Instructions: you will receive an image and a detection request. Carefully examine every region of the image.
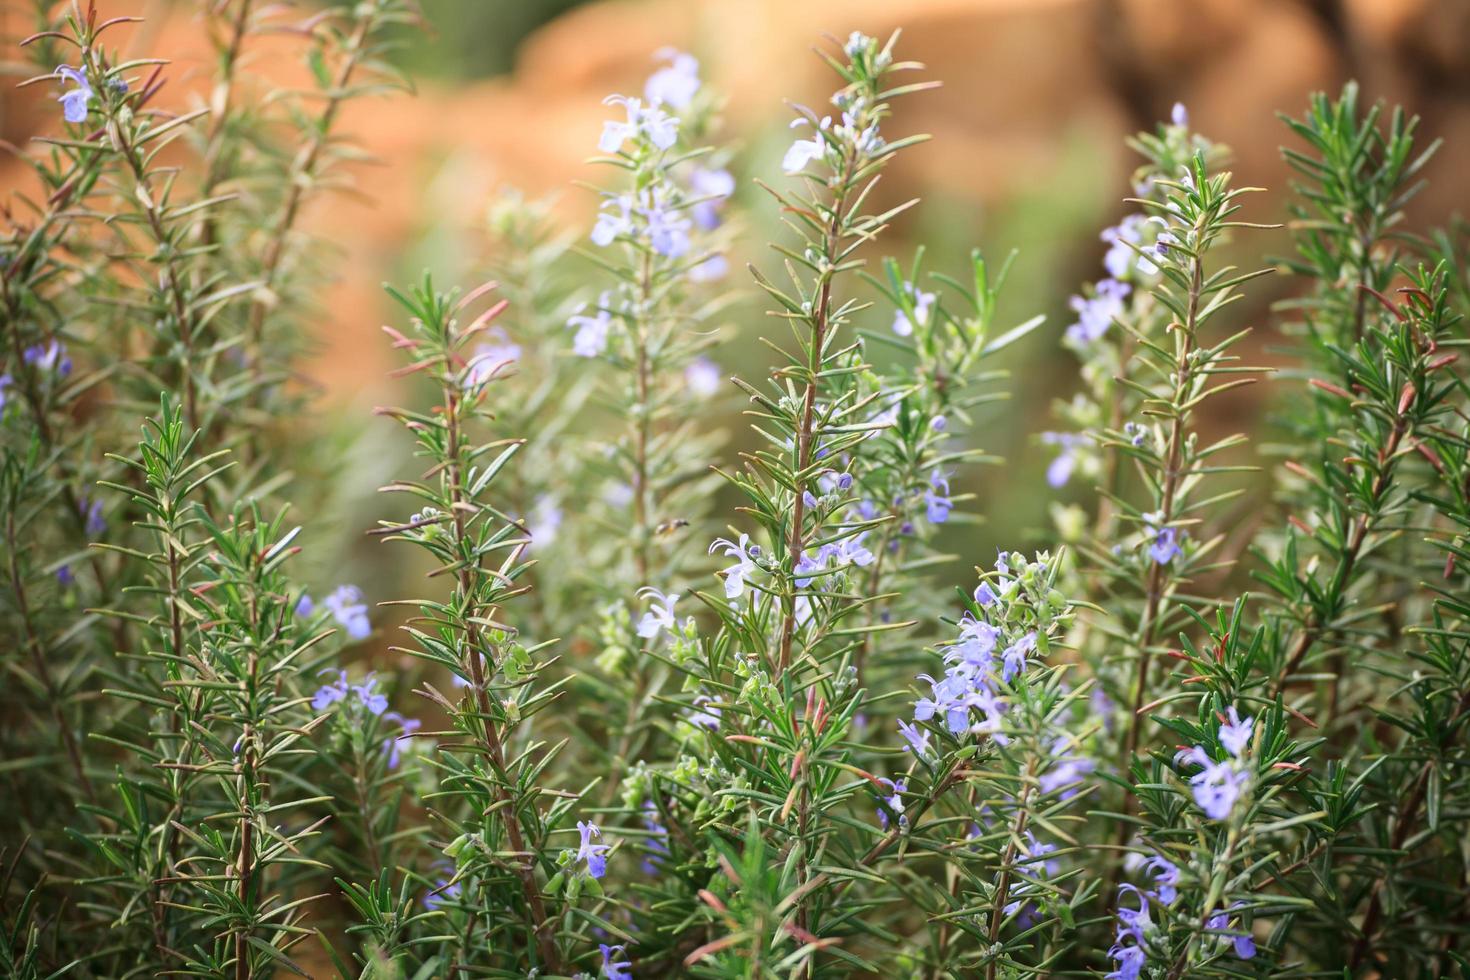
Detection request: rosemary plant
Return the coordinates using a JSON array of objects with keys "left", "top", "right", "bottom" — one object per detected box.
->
[{"left": 4, "top": 8, "right": 1470, "bottom": 979}]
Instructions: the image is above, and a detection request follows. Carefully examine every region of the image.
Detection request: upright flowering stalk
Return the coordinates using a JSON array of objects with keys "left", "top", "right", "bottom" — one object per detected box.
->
[
  {"left": 1044, "top": 107, "right": 1216, "bottom": 540},
  {"left": 1100, "top": 600, "right": 1319, "bottom": 979},
  {"left": 848, "top": 249, "right": 1044, "bottom": 675},
  {"left": 576, "top": 48, "right": 734, "bottom": 589},
  {"left": 369, "top": 278, "right": 612, "bottom": 974},
  {"left": 903, "top": 551, "right": 1087, "bottom": 976},
  {"left": 737, "top": 31, "right": 933, "bottom": 677},
  {"left": 572, "top": 50, "right": 738, "bottom": 814},
  {"left": 87, "top": 399, "right": 334, "bottom": 975},
  {"left": 1, "top": 7, "right": 137, "bottom": 834},
  {"left": 1058, "top": 125, "right": 1273, "bottom": 776}
]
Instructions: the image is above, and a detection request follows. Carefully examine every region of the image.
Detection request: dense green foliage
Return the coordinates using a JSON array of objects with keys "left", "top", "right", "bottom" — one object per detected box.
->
[{"left": 3, "top": 5, "right": 1469, "bottom": 978}]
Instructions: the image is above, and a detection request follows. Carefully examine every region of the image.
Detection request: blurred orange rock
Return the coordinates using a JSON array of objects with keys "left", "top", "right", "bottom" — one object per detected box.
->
[{"left": 3, "top": 0, "right": 1466, "bottom": 405}]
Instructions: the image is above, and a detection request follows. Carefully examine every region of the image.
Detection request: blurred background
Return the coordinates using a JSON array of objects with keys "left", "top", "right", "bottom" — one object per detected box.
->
[{"left": 4, "top": 0, "right": 1469, "bottom": 570}]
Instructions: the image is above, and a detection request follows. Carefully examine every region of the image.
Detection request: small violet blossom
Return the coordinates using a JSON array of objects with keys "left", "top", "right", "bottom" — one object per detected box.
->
[
  {"left": 382, "top": 712, "right": 422, "bottom": 769},
  {"left": 598, "top": 95, "right": 678, "bottom": 153},
  {"left": 322, "top": 584, "right": 372, "bottom": 640},
  {"left": 644, "top": 47, "right": 700, "bottom": 109},
  {"left": 688, "top": 253, "right": 729, "bottom": 282},
  {"left": 600, "top": 942, "right": 633, "bottom": 980},
  {"left": 311, "top": 670, "right": 387, "bottom": 715},
  {"left": 24, "top": 340, "right": 72, "bottom": 377},
  {"left": 576, "top": 820, "right": 609, "bottom": 879},
  {"left": 79, "top": 496, "right": 106, "bottom": 538},
  {"left": 876, "top": 777, "right": 907, "bottom": 830},
  {"left": 591, "top": 194, "right": 635, "bottom": 247},
  {"left": 568, "top": 292, "right": 614, "bottom": 357},
  {"left": 1064, "top": 278, "right": 1130, "bottom": 346},
  {"left": 1175, "top": 709, "right": 1254, "bottom": 820},
  {"left": 464, "top": 330, "right": 521, "bottom": 386},
  {"left": 636, "top": 587, "right": 679, "bottom": 639},
  {"left": 1207, "top": 906, "right": 1257, "bottom": 960},
  {"left": 782, "top": 115, "right": 830, "bottom": 174},
  {"left": 55, "top": 65, "right": 92, "bottom": 123},
  {"left": 1041, "top": 431, "right": 1087, "bottom": 488},
  {"left": 891, "top": 281, "right": 935, "bottom": 337},
  {"left": 1144, "top": 514, "right": 1183, "bottom": 565},
  {"left": 685, "top": 356, "right": 722, "bottom": 396},
  {"left": 710, "top": 533, "right": 758, "bottom": 598},
  {"left": 689, "top": 166, "right": 735, "bottom": 230},
  {"left": 924, "top": 470, "right": 953, "bottom": 524}
]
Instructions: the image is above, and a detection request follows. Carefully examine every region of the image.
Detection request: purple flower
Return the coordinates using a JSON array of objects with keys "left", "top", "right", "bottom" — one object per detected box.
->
[
  {"left": 322, "top": 585, "right": 371, "bottom": 640},
  {"left": 382, "top": 712, "right": 421, "bottom": 768},
  {"left": 1217, "top": 707, "right": 1254, "bottom": 757},
  {"left": 642, "top": 196, "right": 691, "bottom": 258},
  {"left": 824, "top": 533, "right": 874, "bottom": 569},
  {"left": 1064, "top": 278, "right": 1130, "bottom": 346},
  {"left": 1106, "top": 944, "right": 1145, "bottom": 980},
  {"left": 600, "top": 942, "right": 633, "bottom": 980},
  {"left": 782, "top": 116, "right": 829, "bottom": 173},
  {"left": 294, "top": 594, "right": 315, "bottom": 618},
  {"left": 55, "top": 65, "right": 92, "bottom": 123},
  {"left": 640, "top": 800, "right": 671, "bottom": 874},
  {"left": 931, "top": 414, "right": 947, "bottom": 432},
  {"left": 56, "top": 564, "right": 75, "bottom": 587},
  {"left": 0, "top": 373, "right": 11, "bottom": 411},
  {"left": 973, "top": 582, "right": 997, "bottom": 606},
  {"left": 1142, "top": 855, "right": 1180, "bottom": 904},
  {"left": 24, "top": 340, "right": 72, "bottom": 377},
  {"left": 1038, "top": 736, "right": 1096, "bottom": 800},
  {"left": 644, "top": 47, "right": 700, "bottom": 109},
  {"left": 1102, "top": 214, "right": 1150, "bottom": 280},
  {"left": 689, "top": 695, "right": 721, "bottom": 730},
  {"left": 636, "top": 587, "right": 679, "bottom": 639},
  {"left": 1114, "top": 884, "right": 1152, "bottom": 944},
  {"left": 689, "top": 166, "right": 735, "bottom": 229},
  {"left": 1207, "top": 907, "right": 1257, "bottom": 959},
  {"left": 794, "top": 549, "right": 824, "bottom": 588},
  {"left": 1000, "top": 632, "right": 1035, "bottom": 683},
  {"left": 1107, "top": 885, "right": 1152, "bottom": 979},
  {"left": 312, "top": 670, "right": 350, "bottom": 711},
  {"left": 79, "top": 496, "right": 106, "bottom": 537},
  {"left": 897, "top": 719, "right": 931, "bottom": 756},
  {"left": 1148, "top": 525, "right": 1181, "bottom": 565},
  {"left": 527, "top": 497, "right": 562, "bottom": 548},
  {"left": 709, "top": 534, "right": 757, "bottom": 599},
  {"left": 464, "top": 330, "right": 521, "bottom": 385},
  {"left": 924, "top": 471, "right": 953, "bottom": 524},
  {"left": 599, "top": 95, "right": 677, "bottom": 153},
  {"left": 568, "top": 292, "right": 614, "bottom": 357},
  {"left": 686, "top": 356, "right": 721, "bottom": 395},
  {"left": 351, "top": 675, "right": 389, "bottom": 716},
  {"left": 875, "top": 777, "right": 907, "bottom": 830},
  {"left": 577, "top": 820, "right": 609, "bottom": 879},
  {"left": 688, "top": 253, "right": 729, "bottom": 282},
  {"left": 1041, "top": 432, "right": 1085, "bottom": 488},
  {"left": 1176, "top": 745, "right": 1247, "bottom": 821},
  {"left": 591, "top": 194, "right": 635, "bottom": 247},
  {"left": 423, "top": 863, "right": 462, "bottom": 911},
  {"left": 891, "top": 281, "right": 935, "bottom": 337},
  {"left": 1171, "top": 102, "right": 1189, "bottom": 127}
]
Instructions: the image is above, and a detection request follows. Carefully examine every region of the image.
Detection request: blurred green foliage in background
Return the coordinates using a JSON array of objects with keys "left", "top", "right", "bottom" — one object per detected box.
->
[{"left": 397, "top": 0, "right": 589, "bottom": 78}]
